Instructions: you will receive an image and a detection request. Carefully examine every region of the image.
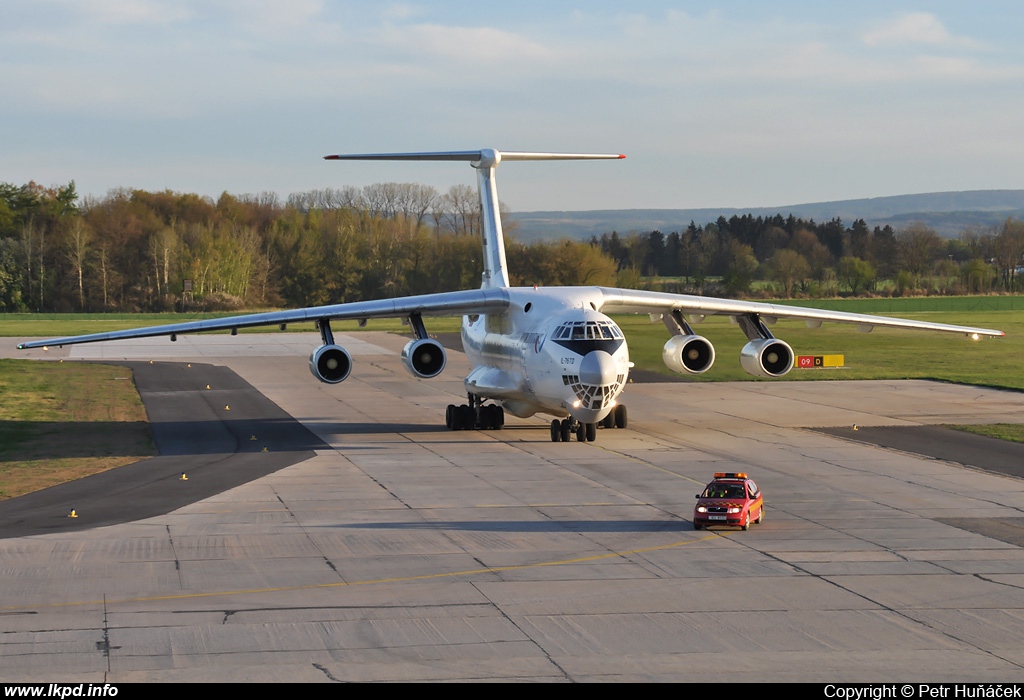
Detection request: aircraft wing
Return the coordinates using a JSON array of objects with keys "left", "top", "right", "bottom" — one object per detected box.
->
[
  {"left": 16, "top": 288, "right": 510, "bottom": 349},
  {"left": 594, "top": 287, "right": 1005, "bottom": 338}
]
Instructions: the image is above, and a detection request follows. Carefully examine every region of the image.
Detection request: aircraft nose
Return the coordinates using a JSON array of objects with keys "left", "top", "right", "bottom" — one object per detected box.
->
[{"left": 579, "top": 350, "right": 617, "bottom": 386}]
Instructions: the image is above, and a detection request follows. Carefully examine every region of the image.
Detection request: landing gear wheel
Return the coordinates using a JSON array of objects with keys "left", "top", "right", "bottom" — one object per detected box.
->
[
  {"left": 560, "top": 419, "right": 571, "bottom": 442},
  {"left": 575, "top": 423, "right": 586, "bottom": 442},
  {"left": 550, "top": 419, "right": 562, "bottom": 442},
  {"left": 456, "top": 405, "right": 473, "bottom": 430},
  {"left": 585, "top": 422, "right": 597, "bottom": 442},
  {"left": 614, "top": 404, "right": 628, "bottom": 429},
  {"left": 601, "top": 414, "right": 615, "bottom": 429},
  {"left": 445, "top": 404, "right": 455, "bottom": 429}
]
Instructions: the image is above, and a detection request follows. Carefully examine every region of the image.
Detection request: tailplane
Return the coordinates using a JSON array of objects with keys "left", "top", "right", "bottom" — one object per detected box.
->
[{"left": 324, "top": 149, "right": 625, "bottom": 289}]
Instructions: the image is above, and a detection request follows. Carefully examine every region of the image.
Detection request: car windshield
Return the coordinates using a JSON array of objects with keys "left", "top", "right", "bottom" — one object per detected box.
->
[{"left": 702, "top": 483, "right": 746, "bottom": 499}]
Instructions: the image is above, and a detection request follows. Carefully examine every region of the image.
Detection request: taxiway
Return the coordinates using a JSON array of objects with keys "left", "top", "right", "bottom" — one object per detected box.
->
[{"left": 2, "top": 332, "right": 1024, "bottom": 681}]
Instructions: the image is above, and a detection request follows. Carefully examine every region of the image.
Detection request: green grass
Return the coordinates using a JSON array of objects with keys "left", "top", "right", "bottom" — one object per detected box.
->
[
  {"left": 0, "top": 360, "right": 154, "bottom": 499},
  {"left": 949, "top": 424, "right": 1024, "bottom": 444},
  {"left": 613, "top": 308, "right": 1021, "bottom": 389},
  {"left": 0, "top": 312, "right": 464, "bottom": 338}
]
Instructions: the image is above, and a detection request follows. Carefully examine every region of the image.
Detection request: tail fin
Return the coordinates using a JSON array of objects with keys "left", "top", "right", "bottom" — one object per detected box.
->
[{"left": 324, "top": 149, "right": 625, "bottom": 289}]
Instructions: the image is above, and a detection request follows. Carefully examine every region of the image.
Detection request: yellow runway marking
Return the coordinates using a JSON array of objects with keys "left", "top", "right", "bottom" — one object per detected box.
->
[{"left": 0, "top": 531, "right": 728, "bottom": 612}]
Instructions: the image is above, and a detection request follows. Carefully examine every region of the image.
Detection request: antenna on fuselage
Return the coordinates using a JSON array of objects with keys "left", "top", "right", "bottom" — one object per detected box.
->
[{"left": 324, "top": 149, "right": 625, "bottom": 289}]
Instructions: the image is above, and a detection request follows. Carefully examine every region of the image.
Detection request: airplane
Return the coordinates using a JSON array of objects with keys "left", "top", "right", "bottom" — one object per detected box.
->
[{"left": 18, "top": 149, "right": 1005, "bottom": 443}]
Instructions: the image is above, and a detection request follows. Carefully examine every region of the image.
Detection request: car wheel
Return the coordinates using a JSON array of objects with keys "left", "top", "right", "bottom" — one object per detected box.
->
[
  {"left": 756, "top": 505, "right": 764, "bottom": 524},
  {"left": 693, "top": 522, "right": 702, "bottom": 531},
  {"left": 741, "top": 511, "right": 750, "bottom": 531}
]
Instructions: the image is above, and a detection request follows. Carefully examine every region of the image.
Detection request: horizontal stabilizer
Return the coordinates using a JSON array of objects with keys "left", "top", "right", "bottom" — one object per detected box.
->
[{"left": 324, "top": 149, "right": 625, "bottom": 165}]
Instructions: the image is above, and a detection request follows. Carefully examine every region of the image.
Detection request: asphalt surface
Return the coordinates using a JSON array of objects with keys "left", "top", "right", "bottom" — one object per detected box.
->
[
  {"left": 816, "top": 424, "right": 1024, "bottom": 480},
  {"left": 0, "top": 361, "right": 324, "bottom": 537}
]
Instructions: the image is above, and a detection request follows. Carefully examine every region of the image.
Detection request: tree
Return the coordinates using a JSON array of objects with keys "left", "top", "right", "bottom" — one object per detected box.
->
[
  {"left": 838, "top": 256, "right": 876, "bottom": 296},
  {"left": 767, "top": 249, "right": 810, "bottom": 297},
  {"left": 722, "top": 240, "right": 758, "bottom": 296}
]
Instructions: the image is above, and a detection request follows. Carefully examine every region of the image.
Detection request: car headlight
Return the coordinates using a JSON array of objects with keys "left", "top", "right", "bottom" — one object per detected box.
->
[
  {"left": 727, "top": 507, "right": 741, "bottom": 514},
  {"left": 696, "top": 506, "right": 707, "bottom": 513}
]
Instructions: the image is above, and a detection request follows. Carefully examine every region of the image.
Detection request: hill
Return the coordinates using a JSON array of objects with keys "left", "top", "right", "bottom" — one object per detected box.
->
[{"left": 506, "top": 190, "right": 1024, "bottom": 242}]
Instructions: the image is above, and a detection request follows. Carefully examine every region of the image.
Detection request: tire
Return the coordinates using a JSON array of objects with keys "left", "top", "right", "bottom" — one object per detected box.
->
[
  {"left": 693, "top": 522, "right": 702, "bottom": 531},
  {"left": 445, "top": 404, "right": 455, "bottom": 429},
  {"left": 550, "top": 419, "right": 561, "bottom": 442},
  {"left": 614, "top": 404, "right": 628, "bottom": 429},
  {"left": 741, "top": 511, "right": 750, "bottom": 531},
  {"left": 456, "top": 405, "right": 472, "bottom": 430},
  {"left": 585, "top": 422, "right": 596, "bottom": 442},
  {"left": 756, "top": 505, "right": 764, "bottom": 524},
  {"left": 560, "top": 419, "right": 571, "bottom": 442},
  {"left": 601, "top": 414, "right": 614, "bottom": 429},
  {"left": 575, "top": 423, "right": 586, "bottom": 442}
]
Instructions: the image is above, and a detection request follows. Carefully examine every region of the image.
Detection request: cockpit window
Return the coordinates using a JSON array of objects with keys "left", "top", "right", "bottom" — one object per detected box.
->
[{"left": 555, "top": 321, "right": 622, "bottom": 341}]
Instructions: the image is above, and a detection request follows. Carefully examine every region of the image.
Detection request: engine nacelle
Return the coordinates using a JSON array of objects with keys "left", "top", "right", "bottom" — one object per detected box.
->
[
  {"left": 401, "top": 338, "right": 447, "bottom": 379},
  {"left": 739, "top": 338, "right": 794, "bottom": 378},
  {"left": 662, "top": 334, "right": 715, "bottom": 375},
  {"left": 309, "top": 344, "right": 353, "bottom": 384}
]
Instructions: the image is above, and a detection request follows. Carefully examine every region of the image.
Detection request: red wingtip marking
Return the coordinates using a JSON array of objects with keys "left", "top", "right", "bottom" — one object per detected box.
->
[
  {"left": 323, "top": 155, "right": 339, "bottom": 160},
  {"left": 618, "top": 154, "right": 626, "bottom": 159}
]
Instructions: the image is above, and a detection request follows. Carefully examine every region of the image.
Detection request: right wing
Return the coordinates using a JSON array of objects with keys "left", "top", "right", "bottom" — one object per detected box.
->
[{"left": 17, "top": 288, "right": 510, "bottom": 349}]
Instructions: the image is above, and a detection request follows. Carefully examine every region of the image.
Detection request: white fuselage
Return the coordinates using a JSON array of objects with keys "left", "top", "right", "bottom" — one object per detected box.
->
[{"left": 461, "top": 287, "right": 631, "bottom": 424}]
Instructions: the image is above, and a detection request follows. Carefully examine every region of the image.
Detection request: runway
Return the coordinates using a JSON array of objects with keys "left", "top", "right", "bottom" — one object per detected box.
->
[{"left": 3, "top": 332, "right": 1024, "bottom": 682}]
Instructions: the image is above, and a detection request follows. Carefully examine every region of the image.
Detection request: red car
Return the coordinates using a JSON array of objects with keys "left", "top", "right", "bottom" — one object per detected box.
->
[{"left": 693, "top": 472, "right": 764, "bottom": 531}]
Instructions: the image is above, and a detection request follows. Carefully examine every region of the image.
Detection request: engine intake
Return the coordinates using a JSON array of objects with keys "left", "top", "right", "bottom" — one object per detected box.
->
[
  {"left": 309, "top": 344, "right": 353, "bottom": 384},
  {"left": 740, "top": 338, "right": 793, "bottom": 378},
  {"left": 662, "top": 334, "right": 715, "bottom": 374},
  {"left": 402, "top": 338, "right": 447, "bottom": 379}
]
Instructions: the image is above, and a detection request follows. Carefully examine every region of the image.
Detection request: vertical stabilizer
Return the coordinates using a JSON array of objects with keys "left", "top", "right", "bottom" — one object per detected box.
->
[{"left": 324, "top": 149, "right": 625, "bottom": 289}]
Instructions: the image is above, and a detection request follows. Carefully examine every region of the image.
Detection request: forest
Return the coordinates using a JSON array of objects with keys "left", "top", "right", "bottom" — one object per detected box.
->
[{"left": 1, "top": 179, "right": 1022, "bottom": 313}]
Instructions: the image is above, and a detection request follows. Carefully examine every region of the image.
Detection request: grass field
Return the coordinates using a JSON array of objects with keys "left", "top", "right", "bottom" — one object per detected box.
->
[
  {"left": 1, "top": 296, "right": 1020, "bottom": 499},
  {"left": 0, "top": 359, "right": 154, "bottom": 499}
]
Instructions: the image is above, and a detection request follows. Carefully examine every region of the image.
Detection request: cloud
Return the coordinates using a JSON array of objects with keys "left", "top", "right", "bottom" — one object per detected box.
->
[
  {"left": 69, "top": 0, "right": 191, "bottom": 25},
  {"left": 862, "top": 12, "right": 978, "bottom": 48}
]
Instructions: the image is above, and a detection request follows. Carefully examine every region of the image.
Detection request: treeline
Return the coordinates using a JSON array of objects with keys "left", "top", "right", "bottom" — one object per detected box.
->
[
  {"left": 592, "top": 213, "right": 1024, "bottom": 297},
  {"left": 2, "top": 180, "right": 1022, "bottom": 314},
  {"left": 0, "top": 180, "right": 616, "bottom": 312}
]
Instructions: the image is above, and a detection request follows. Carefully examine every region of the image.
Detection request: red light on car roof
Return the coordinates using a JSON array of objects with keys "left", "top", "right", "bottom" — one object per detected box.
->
[{"left": 713, "top": 472, "right": 747, "bottom": 479}]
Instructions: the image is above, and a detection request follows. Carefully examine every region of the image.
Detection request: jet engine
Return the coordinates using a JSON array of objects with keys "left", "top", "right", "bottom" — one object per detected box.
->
[
  {"left": 739, "top": 338, "right": 794, "bottom": 378},
  {"left": 309, "top": 344, "right": 353, "bottom": 384},
  {"left": 401, "top": 338, "right": 447, "bottom": 379},
  {"left": 662, "top": 334, "right": 715, "bottom": 375}
]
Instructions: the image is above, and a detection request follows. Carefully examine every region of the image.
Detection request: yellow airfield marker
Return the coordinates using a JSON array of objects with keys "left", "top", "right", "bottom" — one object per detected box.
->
[
  {"left": 180, "top": 473, "right": 188, "bottom": 481},
  {"left": 68, "top": 509, "right": 77, "bottom": 518}
]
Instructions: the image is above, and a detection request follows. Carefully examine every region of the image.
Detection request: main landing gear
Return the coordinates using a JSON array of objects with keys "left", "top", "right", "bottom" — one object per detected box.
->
[
  {"left": 445, "top": 394, "right": 504, "bottom": 431},
  {"left": 549, "top": 404, "right": 628, "bottom": 443}
]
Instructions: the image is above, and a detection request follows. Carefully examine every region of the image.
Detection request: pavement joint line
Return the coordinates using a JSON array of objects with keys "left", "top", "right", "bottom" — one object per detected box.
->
[{"left": 0, "top": 531, "right": 727, "bottom": 613}]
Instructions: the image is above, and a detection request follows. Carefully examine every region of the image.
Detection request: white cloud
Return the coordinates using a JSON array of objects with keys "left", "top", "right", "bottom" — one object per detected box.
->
[
  {"left": 862, "top": 12, "right": 978, "bottom": 48},
  {"left": 70, "top": 0, "right": 191, "bottom": 25}
]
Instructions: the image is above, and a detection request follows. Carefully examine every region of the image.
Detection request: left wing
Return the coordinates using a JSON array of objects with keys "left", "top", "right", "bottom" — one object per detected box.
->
[
  {"left": 17, "top": 288, "right": 510, "bottom": 349},
  {"left": 594, "top": 287, "right": 1004, "bottom": 338}
]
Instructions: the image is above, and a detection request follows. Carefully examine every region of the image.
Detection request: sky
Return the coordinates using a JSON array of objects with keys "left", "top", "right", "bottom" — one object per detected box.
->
[{"left": 3, "top": 1, "right": 1024, "bottom": 212}]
